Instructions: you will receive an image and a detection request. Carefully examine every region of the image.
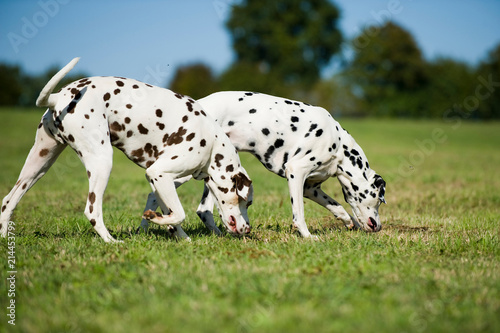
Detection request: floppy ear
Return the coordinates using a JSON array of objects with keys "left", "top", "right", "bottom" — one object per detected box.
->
[
  {"left": 232, "top": 172, "right": 253, "bottom": 201},
  {"left": 374, "top": 174, "right": 387, "bottom": 204}
]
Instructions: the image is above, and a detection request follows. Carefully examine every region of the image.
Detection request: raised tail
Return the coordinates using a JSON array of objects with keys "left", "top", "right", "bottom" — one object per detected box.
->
[{"left": 35, "top": 57, "right": 80, "bottom": 108}]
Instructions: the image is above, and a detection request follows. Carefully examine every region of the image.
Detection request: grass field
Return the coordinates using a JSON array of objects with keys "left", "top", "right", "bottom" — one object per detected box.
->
[{"left": 0, "top": 108, "right": 499, "bottom": 332}]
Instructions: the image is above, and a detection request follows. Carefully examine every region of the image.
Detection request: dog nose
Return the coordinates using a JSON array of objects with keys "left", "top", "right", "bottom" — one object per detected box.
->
[
  {"left": 368, "top": 217, "right": 377, "bottom": 232},
  {"left": 241, "top": 223, "right": 251, "bottom": 234}
]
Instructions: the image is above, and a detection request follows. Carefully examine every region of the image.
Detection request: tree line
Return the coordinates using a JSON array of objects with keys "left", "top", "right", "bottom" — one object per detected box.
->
[{"left": 2, "top": 0, "right": 499, "bottom": 119}]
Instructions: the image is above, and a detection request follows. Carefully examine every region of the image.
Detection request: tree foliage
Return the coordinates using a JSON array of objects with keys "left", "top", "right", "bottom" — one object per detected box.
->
[
  {"left": 168, "top": 63, "right": 218, "bottom": 99},
  {"left": 224, "top": 0, "right": 342, "bottom": 93},
  {"left": 0, "top": 64, "right": 23, "bottom": 106},
  {"left": 345, "top": 21, "right": 429, "bottom": 116},
  {"left": 477, "top": 44, "right": 500, "bottom": 118}
]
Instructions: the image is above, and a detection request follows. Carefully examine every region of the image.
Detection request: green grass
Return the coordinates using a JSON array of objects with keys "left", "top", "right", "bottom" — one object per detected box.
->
[{"left": 0, "top": 108, "right": 499, "bottom": 332}]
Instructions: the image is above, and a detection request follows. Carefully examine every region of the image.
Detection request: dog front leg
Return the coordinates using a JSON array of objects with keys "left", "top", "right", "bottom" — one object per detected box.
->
[
  {"left": 303, "top": 182, "right": 357, "bottom": 229},
  {"left": 143, "top": 165, "right": 190, "bottom": 240},
  {"left": 196, "top": 183, "right": 222, "bottom": 235}
]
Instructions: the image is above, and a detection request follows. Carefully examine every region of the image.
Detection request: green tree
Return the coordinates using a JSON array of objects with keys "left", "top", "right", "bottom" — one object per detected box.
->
[
  {"left": 223, "top": 0, "right": 343, "bottom": 94},
  {"left": 423, "top": 58, "right": 476, "bottom": 118},
  {"left": 0, "top": 63, "right": 23, "bottom": 106},
  {"left": 346, "top": 21, "right": 428, "bottom": 116},
  {"left": 168, "top": 63, "right": 217, "bottom": 99},
  {"left": 477, "top": 44, "right": 500, "bottom": 119}
]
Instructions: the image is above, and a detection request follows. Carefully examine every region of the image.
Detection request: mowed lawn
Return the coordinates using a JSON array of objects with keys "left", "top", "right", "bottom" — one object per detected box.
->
[{"left": 0, "top": 108, "right": 499, "bottom": 332}]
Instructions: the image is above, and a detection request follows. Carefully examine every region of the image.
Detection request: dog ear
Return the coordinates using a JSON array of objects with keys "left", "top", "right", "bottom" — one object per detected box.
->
[
  {"left": 232, "top": 172, "right": 252, "bottom": 201},
  {"left": 374, "top": 174, "right": 386, "bottom": 204}
]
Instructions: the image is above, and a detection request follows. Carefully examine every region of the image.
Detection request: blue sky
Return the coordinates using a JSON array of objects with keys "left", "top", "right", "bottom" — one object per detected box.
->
[{"left": 1, "top": 0, "right": 499, "bottom": 87}]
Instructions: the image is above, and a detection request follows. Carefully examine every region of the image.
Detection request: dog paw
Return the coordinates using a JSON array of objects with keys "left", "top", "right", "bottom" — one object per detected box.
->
[{"left": 142, "top": 209, "right": 163, "bottom": 223}]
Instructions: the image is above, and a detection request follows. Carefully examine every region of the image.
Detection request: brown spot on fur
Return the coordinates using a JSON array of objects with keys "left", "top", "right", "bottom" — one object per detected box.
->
[
  {"left": 90, "top": 219, "right": 96, "bottom": 227},
  {"left": 68, "top": 134, "right": 75, "bottom": 142},
  {"left": 126, "top": 104, "right": 133, "bottom": 109},
  {"left": 1, "top": 205, "right": 6, "bottom": 213},
  {"left": 175, "top": 93, "right": 183, "bottom": 99},
  {"left": 103, "top": 93, "right": 111, "bottom": 101},
  {"left": 200, "top": 139, "right": 206, "bottom": 147},
  {"left": 116, "top": 80, "right": 124, "bottom": 87},
  {"left": 167, "top": 126, "right": 187, "bottom": 146},
  {"left": 186, "top": 133, "right": 195, "bottom": 141},
  {"left": 156, "top": 109, "right": 163, "bottom": 117},
  {"left": 124, "top": 117, "right": 131, "bottom": 124},
  {"left": 218, "top": 186, "right": 229, "bottom": 194},
  {"left": 89, "top": 192, "right": 96, "bottom": 204},
  {"left": 132, "top": 148, "right": 144, "bottom": 160},
  {"left": 133, "top": 85, "right": 139, "bottom": 89},
  {"left": 226, "top": 165, "right": 234, "bottom": 172},
  {"left": 186, "top": 102, "right": 193, "bottom": 111},
  {"left": 138, "top": 124, "right": 149, "bottom": 135},
  {"left": 146, "top": 161, "right": 154, "bottom": 168},
  {"left": 214, "top": 154, "right": 224, "bottom": 167},
  {"left": 110, "top": 132, "right": 119, "bottom": 142},
  {"left": 110, "top": 122, "right": 123, "bottom": 132},
  {"left": 144, "top": 143, "right": 154, "bottom": 157},
  {"left": 39, "top": 149, "right": 49, "bottom": 157},
  {"left": 89, "top": 205, "right": 93, "bottom": 213},
  {"left": 87, "top": 170, "right": 91, "bottom": 178},
  {"left": 22, "top": 183, "right": 27, "bottom": 190},
  {"left": 233, "top": 172, "right": 252, "bottom": 192},
  {"left": 114, "top": 89, "right": 120, "bottom": 95},
  {"left": 156, "top": 122, "right": 165, "bottom": 130},
  {"left": 171, "top": 155, "right": 178, "bottom": 160},
  {"left": 182, "top": 115, "right": 188, "bottom": 123}
]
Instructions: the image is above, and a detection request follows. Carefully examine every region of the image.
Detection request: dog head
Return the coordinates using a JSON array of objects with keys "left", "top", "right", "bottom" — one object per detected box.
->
[
  {"left": 339, "top": 173, "right": 386, "bottom": 232},
  {"left": 206, "top": 168, "right": 253, "bottom": 235}
]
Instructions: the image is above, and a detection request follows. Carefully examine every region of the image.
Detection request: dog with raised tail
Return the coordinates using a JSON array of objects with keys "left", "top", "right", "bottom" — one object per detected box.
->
[{"left": 0, "top": 58, "right": 253, "bottom": 242}]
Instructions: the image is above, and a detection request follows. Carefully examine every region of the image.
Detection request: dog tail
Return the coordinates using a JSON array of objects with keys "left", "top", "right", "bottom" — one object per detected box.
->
[{"left": 36, "top": 57, "right": 80, "bottom": 108}]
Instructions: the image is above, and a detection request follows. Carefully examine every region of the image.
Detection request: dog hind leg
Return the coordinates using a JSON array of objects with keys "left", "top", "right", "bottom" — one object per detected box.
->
[
  {"left": 0, "top": 124, "right": 66, "bottom": 237},
  {"left": 80, "top": 143, "right": 118, "bottom": 242}
]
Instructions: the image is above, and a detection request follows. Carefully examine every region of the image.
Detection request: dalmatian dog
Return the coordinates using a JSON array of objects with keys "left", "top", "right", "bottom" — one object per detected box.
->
[
  {"left": 0, "top": 58, "right": 253, "bottom": 243},
  {"left": 140, "top": 91, "right": 386, "bottom": 238}
]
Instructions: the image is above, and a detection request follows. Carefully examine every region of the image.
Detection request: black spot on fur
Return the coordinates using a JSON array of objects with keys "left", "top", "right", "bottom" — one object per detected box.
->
[{"left": 274, "top": 139, "right": 284, "bottom": 148}]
